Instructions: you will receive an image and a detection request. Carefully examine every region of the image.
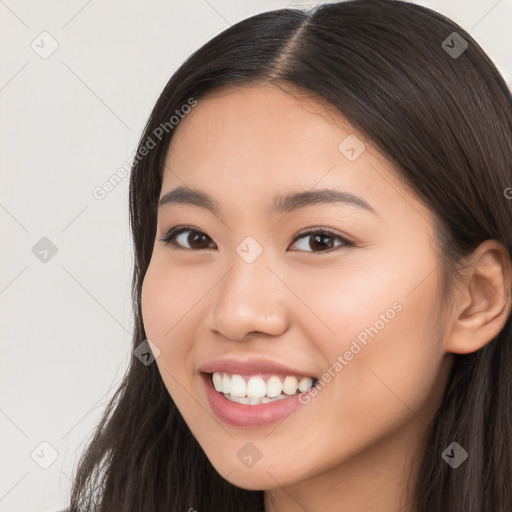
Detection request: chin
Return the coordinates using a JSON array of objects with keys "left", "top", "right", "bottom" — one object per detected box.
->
[
  {"left": 214, "top": 462, "right": 301, "bottom": 491},
  {"left": 222, "top": 473, "right": 276, "bottom": 491}
]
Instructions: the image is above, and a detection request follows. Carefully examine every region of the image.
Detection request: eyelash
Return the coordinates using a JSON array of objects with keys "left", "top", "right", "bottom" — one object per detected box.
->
[{"left": 158, "top": 226, "right": 354, "bottom": 254}]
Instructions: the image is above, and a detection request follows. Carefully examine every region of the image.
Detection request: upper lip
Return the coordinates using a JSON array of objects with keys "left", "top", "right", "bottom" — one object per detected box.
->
[{"left": 199, "top": 357, "right": 316, "bottom": 378}]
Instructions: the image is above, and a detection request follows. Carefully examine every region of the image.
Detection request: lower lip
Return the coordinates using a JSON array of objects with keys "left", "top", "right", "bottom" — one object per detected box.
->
[{"left": 201, "top": 372, "right": 309, "bottom": 428}]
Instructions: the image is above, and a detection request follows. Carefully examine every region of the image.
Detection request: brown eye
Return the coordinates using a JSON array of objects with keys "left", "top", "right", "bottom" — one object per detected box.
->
[
  {"left": 289, "top": 229, "right": 352, "bottom": 253},
  {"left": 160, "top": 228, "right": 216, "bottom": 250},
  {"left": 160, "top": 226, "right": 353, "bottom": 254}
]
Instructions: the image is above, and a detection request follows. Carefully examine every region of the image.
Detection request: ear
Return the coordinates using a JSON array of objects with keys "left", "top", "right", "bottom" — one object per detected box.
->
[{"left": 445, "top": 239, "right": 512, "bottom": 354}]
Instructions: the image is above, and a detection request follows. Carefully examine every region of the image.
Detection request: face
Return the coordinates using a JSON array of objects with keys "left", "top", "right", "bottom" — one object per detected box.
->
[{"left": 141, "top": 82, "right": 453, "bottom": 491}]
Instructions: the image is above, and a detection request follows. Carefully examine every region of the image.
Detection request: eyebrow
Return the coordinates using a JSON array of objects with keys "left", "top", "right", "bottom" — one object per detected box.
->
[{"left": 158, "top": 185, "right": 377, "bottom": 216}]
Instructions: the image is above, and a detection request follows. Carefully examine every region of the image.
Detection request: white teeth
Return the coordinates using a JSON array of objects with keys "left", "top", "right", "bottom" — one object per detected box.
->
[
  {"left": 298, "top": 377, "right": 313, "bottom": 392},
  {"left": 230, "top": 374, "right": 247, "bottom": 397},
  {"left": 222, "top": 373, "right": 231, "bottom": 395},
  {"left": 210, "top": 371, "right": 316, "bottom": 401},
  {"left": 282, "top": 376, "right": 299, "bottom": 395},
  {"left": 225, "top": 394, "right": 289, "bottom": 405},
  {"left": 246, "top": 377, "right": 267, "bottom": 398},
  {"left": 266, "top": 376, "right": 282, "bottom": 398},
  {"left": 212, "top": 372, "right": 223, "bottom": 392},
  {"left": 226, "top": 395, "right": 245, "bottom": 404}
]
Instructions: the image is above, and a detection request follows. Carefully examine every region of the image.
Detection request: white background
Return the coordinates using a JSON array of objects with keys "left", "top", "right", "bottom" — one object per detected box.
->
[{"left": 1, "top": 1, "right": 511, "bottom": 511}]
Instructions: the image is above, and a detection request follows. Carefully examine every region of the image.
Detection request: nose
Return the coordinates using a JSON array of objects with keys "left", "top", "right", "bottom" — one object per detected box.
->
[{"left": 205, "top": 248, "right": 290, "bottom": 342}]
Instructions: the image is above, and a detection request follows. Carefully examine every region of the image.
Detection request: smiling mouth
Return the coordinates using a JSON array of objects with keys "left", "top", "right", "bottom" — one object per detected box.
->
[{"left": 208, "top": 371, "right": 319, "bottom": 405}]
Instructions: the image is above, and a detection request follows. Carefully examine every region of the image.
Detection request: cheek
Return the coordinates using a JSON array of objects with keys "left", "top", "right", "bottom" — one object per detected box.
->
[
  {"left": 313, "top": 237, "right": 441, "bottom": 359},
  {"left": 140, "top": 261, "right": 194, "bottom": 378},
  {"left": 141, "top": 258, "right": 197, "bottom": 341},
  {"left": 140, "top": 263, "right": 193, "bottom": 418},
  {"left": 140, "top": 258, "right": 217, "bottom": 405},
  {"left": 305, "top": 246, "right": 445, "bottom": 427}
]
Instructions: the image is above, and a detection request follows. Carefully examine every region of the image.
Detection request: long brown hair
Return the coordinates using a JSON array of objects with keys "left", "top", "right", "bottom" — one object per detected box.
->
[{"left": 69, "top": 1, "right": 512, "bottom": 510}]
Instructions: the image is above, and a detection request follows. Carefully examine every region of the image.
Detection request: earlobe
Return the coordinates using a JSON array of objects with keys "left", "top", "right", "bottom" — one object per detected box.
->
[{"left": 444, "top": 240, "right": 512, "bottom": 355}]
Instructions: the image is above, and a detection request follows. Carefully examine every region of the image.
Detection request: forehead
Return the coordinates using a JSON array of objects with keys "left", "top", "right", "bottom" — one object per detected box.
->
[
  {"left": 168, "top": 82, "right": 353, "bottom": 151},
  {"left": 161, "top": 83, "right": 432, "bottom": 228}
]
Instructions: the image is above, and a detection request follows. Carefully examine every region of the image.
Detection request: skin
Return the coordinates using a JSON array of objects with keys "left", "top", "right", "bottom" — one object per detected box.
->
[{"left": 140, "top": 82, "right": 511, "bottom": 512}]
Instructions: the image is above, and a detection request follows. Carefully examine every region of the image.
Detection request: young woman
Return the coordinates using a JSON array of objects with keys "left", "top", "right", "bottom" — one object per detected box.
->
[{"left": 68, "top": 0, "right": 512, "bottom": 510}]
